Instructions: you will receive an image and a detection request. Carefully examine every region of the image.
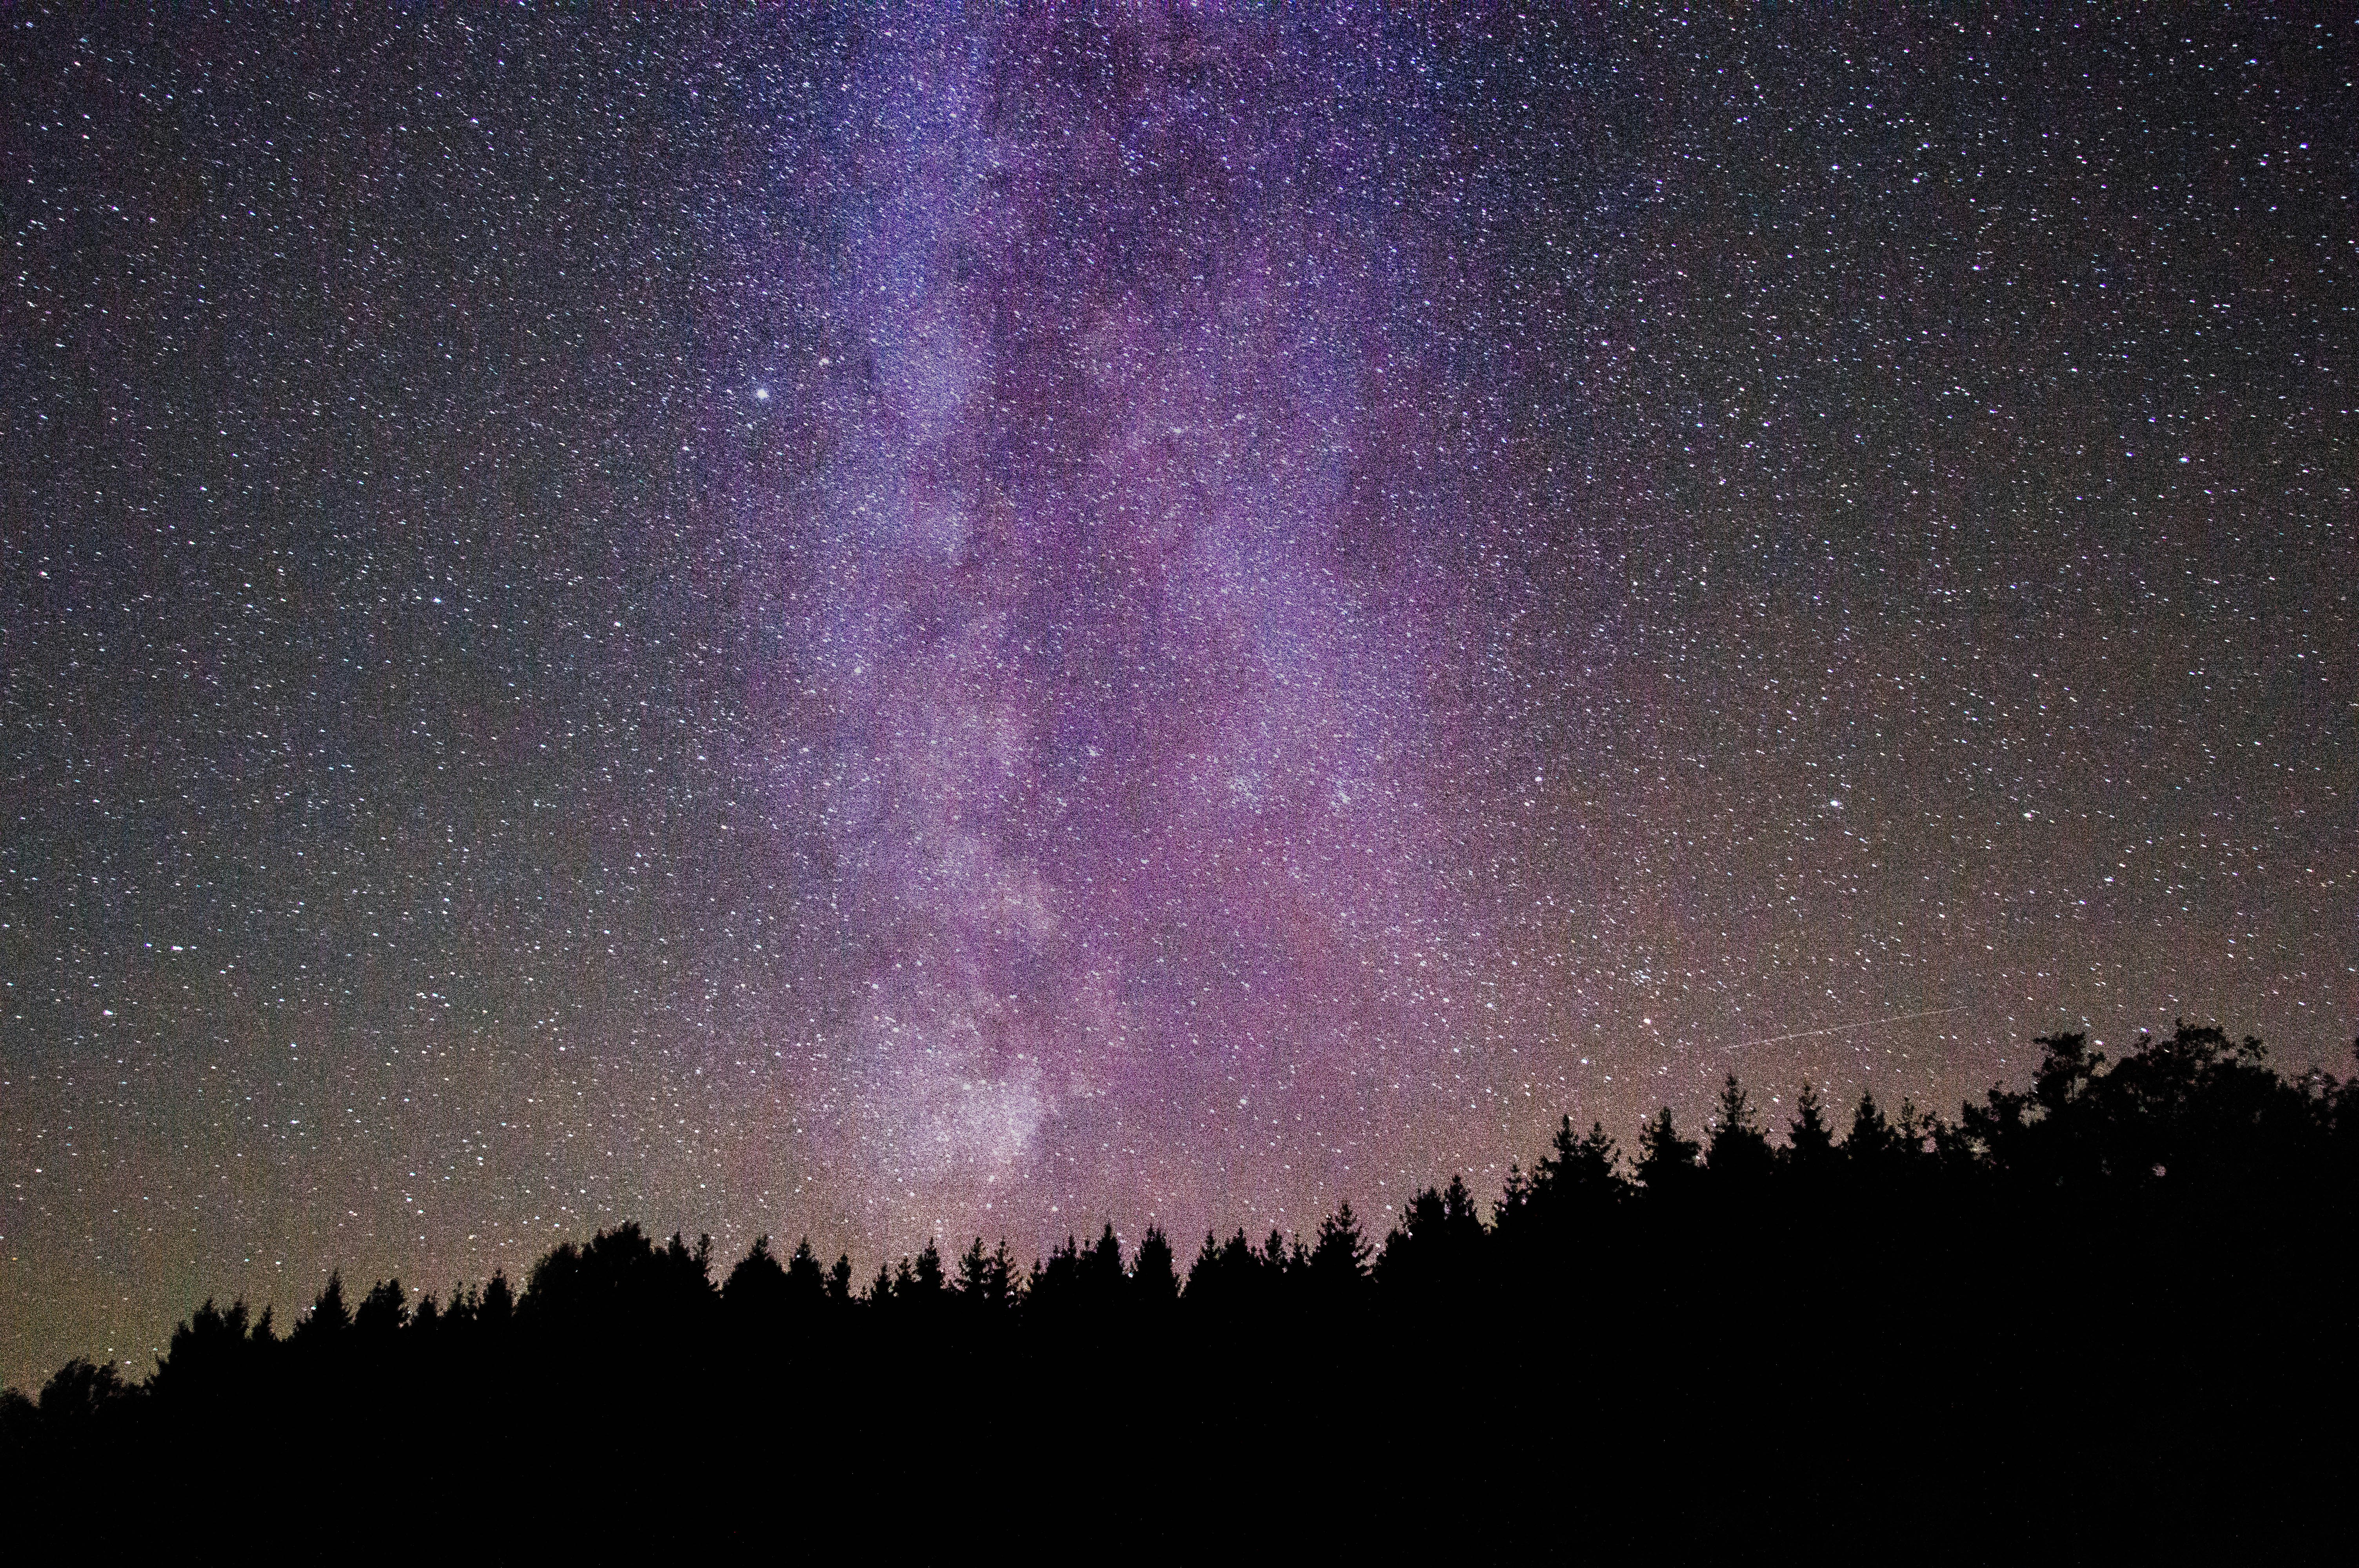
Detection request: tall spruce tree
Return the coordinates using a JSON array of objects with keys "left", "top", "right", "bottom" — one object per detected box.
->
[{"left": 1636, "top": 1107, "right": 1703, "bottom": 1200}]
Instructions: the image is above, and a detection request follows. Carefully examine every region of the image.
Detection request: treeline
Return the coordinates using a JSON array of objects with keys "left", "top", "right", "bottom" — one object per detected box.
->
[{"left": 6, "top": 1022, "right": 2356, "bottom": 1546}]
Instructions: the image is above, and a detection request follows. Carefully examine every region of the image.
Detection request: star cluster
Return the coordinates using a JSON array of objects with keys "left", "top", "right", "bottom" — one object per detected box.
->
[{"left": 3, "top": 8, "right": 2350, "bottom": 1388}]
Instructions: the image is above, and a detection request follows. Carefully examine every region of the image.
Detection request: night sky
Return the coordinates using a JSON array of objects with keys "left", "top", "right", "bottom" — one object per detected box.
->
[{"left": 5, "top": 7, "right": 2351, "bottom": 1389}]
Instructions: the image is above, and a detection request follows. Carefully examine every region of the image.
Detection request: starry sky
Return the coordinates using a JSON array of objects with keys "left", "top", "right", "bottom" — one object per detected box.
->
[{"left": 4, "top": 7, "right": 2352, "bottom": 1388}]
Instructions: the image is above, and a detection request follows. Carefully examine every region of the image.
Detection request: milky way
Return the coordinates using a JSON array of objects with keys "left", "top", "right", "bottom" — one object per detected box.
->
[
  {"left": 4, "top": 8, "right": 2351, "bottom": 1388},
  {"left": 760, "top": 19, "right": 1555, "bottom": 1234}
]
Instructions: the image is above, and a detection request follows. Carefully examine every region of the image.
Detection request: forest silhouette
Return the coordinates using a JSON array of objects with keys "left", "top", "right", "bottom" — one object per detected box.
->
[{"left": 7, "top": 1022, "right": 2355, "bottom": 1549}]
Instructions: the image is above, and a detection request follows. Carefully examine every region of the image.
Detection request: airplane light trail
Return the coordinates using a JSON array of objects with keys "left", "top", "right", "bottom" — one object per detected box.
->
[{"left": 1719, "top": 1007, "right": 1965, "bottom": 1051}]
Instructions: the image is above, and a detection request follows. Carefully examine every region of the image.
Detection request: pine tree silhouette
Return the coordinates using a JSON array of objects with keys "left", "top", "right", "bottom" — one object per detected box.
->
[
  {"left": 1309, "top": 1203, "right": 1370, "bottom": 1298},
  {"left": 293, "top": 1272, "right": 351, "bottom": 1347},
  {"left": 1132, "top": 1227, "right": 1180, "bottom": 1308},
  {"left": 784, "top": 1239, "right": 829, "bottom": 1310},
  {"left": 354, "top": 1279, "right": 408, "bottom": 1338},
  {"left": 1706, "top": 1074, "right": 1776, "bottom": 1189},
  {"left": 1783, "top": 1085, "right": 1838, "bottom": 1177},
  {"left": 11, "top": 1014, "right": 2356, "bottom": 1553},
  {"left": 1636, "top": 1107, "right": 1702, "bottom": 1200},
  {"left": 725, "top": 1235, "right": 791, "bottom": 1324},
  {"left": 478, "top": 1271, "right": 514, "bottom": 1328}
]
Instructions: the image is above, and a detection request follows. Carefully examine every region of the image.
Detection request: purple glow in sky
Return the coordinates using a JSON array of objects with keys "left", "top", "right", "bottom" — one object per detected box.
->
[
  {"left": 4, "top": 7, "right": 2350, "bottom": 1390},
  {"left": 756, "top": 19, "right": 1534, "bottom": 1230}
]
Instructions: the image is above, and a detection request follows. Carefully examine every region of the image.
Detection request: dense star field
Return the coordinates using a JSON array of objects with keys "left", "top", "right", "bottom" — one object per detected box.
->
[{"left": 4, "top": 8, "right": 2351, "bottom": 1390}]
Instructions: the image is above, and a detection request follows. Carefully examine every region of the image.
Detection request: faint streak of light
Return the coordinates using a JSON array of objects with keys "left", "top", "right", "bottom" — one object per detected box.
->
[{"left": 1720, "top": 1007, "right": 1964, "bottom": 1051}]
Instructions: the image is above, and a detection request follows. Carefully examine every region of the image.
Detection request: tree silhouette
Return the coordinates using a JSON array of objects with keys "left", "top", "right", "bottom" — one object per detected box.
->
[
  {"left": 2031, "top": 1030, "right": 2106, "bottom": 1115},
  {"left": 478, "top": 1270, "right": 514, "bottom": 1328},
  {"left": 292, "top": 1272, "right": 350, "bottom": 1347},
  {"left": 1492, "top": 1161, "right": 1535, "bottom": 1228},
  {"left": 957, "top": 1237, "right": 1018, "bottom": 1313},
  {"left": 151, "top": 1298, "right": 255, "bottom": 1405},
  {"left": 725, "top": 1235, "right": 791, "bottom": 1324},
  {"left": 905, "top": 1239, "right": 949, "bottom": 1315},
  {"left": 1263, "top": 1228, "right": 1301, "bottom": 1280},
  {"left": 1636, "top": 1107, "right": 1702, "bottom": 1200},
  {"left": 33, "top": 1358, "right": 134, "bottom": 1440},
  {"left": 783, "top": 1238, "right": 829, "bottom": 1310},
  {"left": 1309, "top": 1203, "right": 1370, "bottom": 1298},
  {"left": 1026, "top": 1235, "right": 1087, "bottom": 1319},
  {"left": 1132, "top": 1227, "right": 1180, "bottom": 1308},
  {"left": 1543, "top": 1119, "right": 1625, "bottom": 1207},
  {"left": 1083, "top": 1223, "right": 1126, "bottom": 1308},
  {"left": 1783, "top": 1085, "right": 1838, "bottom": 1177},
  {"left": 1843, "top": 1089, "right": 1925, "bottom": 1184},
  {"left": 1705, "top": 1074, "right": 1775, "bottom": 1189},
  {"left": 354, "top": 1279, "right": 408, "bottom": 1339},
  {"left": 9, "top": 1012, "right": 2355, "bottom": 1555},
  {"left": 1378, "top": 1176, "right": 1485, "bottom": 1294},
  {"left": 1185, "top": 1229, "right": 1263, "bottom": 1314}
]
